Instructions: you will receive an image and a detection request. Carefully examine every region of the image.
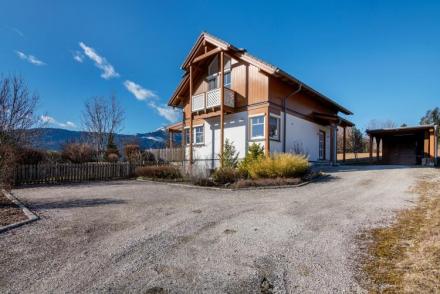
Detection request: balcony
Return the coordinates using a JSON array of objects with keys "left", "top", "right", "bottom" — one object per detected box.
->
[{"left": 192, "top": 87, "right": 235, "bottom": 113}]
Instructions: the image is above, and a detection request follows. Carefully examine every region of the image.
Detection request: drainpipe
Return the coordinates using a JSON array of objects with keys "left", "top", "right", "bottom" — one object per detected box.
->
[{"left": 283, "top": 84, "right": 302, "bottom": 152}]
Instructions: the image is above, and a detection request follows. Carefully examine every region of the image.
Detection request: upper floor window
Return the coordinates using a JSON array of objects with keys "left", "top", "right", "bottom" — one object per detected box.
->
[
  {"left": 250, "top": 115, "right": 265, "bottom": 140},
  {"left": 207, "top": 55, "right": 232, "bottom": 90}
]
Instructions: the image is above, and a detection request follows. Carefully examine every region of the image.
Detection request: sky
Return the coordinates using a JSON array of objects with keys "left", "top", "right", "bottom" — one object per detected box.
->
[{"left": 1, "top": 0, "right": 440, "bottom": 134}]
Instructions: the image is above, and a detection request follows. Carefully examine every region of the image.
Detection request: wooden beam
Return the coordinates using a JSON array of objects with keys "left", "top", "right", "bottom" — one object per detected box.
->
[
  {"left": 192, "top": 48, "right": 222, "bottom": 64},
  {"left": 265, "top": 108, "right": 270, "bottom": 156},
  {"left": 376, "top": 137, "right": 380, "bottom": 160},
  {"left": 220, "top": 51, "right": 225, "bottom": 167},
  {"left": 189, "top": 65, "right": 193, "bottom": 166},
  {"left": 343, "top": 126, "right": 346, "bottom": 162},
  {"left": 369, "top": 135, "right": 373, "bottom": 162}
]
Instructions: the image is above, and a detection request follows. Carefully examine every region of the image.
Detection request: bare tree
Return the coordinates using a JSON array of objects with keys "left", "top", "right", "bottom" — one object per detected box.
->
[
  {"left": 366, "top": 119, "right": 397, "bottom": 130},
  {"left": 82, "top": 95, "right": 124, "bottom": 158},
  {"left": 0, "top": 75, "right": 40, "bottom": 146}
]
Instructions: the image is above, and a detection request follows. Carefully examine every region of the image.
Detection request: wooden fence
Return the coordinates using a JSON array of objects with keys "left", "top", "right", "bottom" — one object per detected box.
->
[
  {"left": 146, "top": 147, "right": 184, "bottom": 162},
  {"left": 14, "top": 162, "right": 143, "bottom": 185}
]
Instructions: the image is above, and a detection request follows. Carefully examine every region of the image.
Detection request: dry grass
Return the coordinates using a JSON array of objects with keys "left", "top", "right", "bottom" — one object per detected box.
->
[
  {"left": 0, "top": 191, "right": 27, "bottom": 226},
  {"left": 360, "top": 172, "right": 440, "bottom": 293}
]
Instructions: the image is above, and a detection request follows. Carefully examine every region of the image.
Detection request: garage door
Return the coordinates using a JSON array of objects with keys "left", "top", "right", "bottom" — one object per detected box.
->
[{"left": 383, "top": 136, "right": 417, "bottom": 165}]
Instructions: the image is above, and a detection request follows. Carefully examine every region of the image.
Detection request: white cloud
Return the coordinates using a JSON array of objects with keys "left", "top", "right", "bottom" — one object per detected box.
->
[
  {"left": 149, "top": 102, "right": 180, "bottom": 122},
  {"left": 72, "top": 51, "right": 84, "bottom": 63},
  {"left": 123, "top": 80, "right": 157, "bottom": 100},
  {"left": 79, "top": 42, "right": 119, "bottom": 79},
  {"left": 15, "top": 50, "right": 46, "bottom": 66},
  {"left": 40, "top": 115, "right": 77, "bottom": 129}
]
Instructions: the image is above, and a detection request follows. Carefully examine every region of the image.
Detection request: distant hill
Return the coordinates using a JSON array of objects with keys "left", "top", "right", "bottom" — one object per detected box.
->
[{"left": 30, "top": 128, "right": 181, "bottom": 151}]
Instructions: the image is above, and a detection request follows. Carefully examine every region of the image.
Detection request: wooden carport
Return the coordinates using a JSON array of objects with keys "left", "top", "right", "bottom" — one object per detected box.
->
[{"left": 366, "top": 125, "right": 438, "bottom": 165}]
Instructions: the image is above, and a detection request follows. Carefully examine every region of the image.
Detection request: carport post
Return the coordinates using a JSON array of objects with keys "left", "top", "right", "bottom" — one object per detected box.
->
[
  {"left": 376, "top": 137, "right": 381, "bottom": 161},
  {"left": 343, "top": 126, "right": 346, "bottom": 162},
  {"left": 369, "top": 135, "right": 373, "bottom": 162}
]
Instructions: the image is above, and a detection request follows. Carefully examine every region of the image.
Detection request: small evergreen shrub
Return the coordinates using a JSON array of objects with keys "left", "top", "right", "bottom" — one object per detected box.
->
[
  {"left": 135, "top": 165, "right": 182, "bottom": 179},
  {"left": 217, "top": 139, "right": 239, "bottom": 168},
  {"left": 142, "top": 151, "right": 156, "bottom": 162},
  {"left": 238, "top": 143, "right": 265, "bottom": 177}
]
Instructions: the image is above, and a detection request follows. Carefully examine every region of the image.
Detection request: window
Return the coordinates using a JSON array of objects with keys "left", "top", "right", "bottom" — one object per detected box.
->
[
  {"left": 207, "top": 76, "right": 217, "bottom": 91},
  {"left": 208, "top": 56, "right": 219, "bottom": 76},
  {"left": 250, "top": 115, "right": 265, "bottom": 140},
  {"left": 184, "top": 126, "right": 204, "bottom": 145},
  {"left": 269, "top": 116, "right": 280, "bottom": 141},
  {"left": 224, "top": 71, "right": 231, "bottom": 88},
  {"left": 319, "top": 130, "right": 326, "bottom": 160},
  {"left": 194, "top": 126, "right": 204, "bottom": 144}
]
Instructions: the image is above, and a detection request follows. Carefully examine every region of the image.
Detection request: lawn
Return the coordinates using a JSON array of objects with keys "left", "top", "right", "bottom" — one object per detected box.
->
[{"left": 360, "top": 170, "right": 440, "bottom": 293}]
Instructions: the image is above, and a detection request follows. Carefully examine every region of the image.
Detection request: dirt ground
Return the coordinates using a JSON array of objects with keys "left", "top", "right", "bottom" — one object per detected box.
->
[
  {"left": 0, "top": 165, "right": 436, "bottom": 293},
  {"left": 0, "top": 192, "right": 27, "bottom": 227}
]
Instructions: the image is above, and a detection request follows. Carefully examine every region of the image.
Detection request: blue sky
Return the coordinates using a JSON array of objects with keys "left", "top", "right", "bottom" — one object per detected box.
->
[{"left": 1, "top": 0, "right": 440, "bottom": 134}]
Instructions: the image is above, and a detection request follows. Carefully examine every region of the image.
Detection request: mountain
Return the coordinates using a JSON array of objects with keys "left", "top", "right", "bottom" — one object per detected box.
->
[{"left": 30, "top": 128, "right": 180, "bottom": 151}]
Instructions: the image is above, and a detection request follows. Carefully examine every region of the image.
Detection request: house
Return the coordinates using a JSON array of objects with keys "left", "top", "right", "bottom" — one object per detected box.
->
[
  {"left": 167, "top": 32, "right": 354, "bottom": 169},
  {"left": 367, "top": 125, "right": 439, "bottom": 165}
]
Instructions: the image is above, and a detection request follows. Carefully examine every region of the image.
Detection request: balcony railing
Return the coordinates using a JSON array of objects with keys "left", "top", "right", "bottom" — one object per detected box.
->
[{"left": 192, "top": 88, "right": 234, "bottom": 112}]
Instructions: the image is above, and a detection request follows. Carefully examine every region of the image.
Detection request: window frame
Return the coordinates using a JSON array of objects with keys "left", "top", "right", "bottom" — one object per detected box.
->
[
  {"left": 249, "top": 114, "right": 265, "bottom": 141},
  {"left": 269, "top": 115, "right": 280, "bottom": 141},
  {"left": 184, "top": 125, "right": 204, "bottom": 145},
  {"left": 194, "top": 125, "right": 204, "bottom": 145}
]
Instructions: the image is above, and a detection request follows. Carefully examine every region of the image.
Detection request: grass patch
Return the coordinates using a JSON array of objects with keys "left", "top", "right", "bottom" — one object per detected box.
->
[{"left": 360, "top": 173, "right": 440, "bottom": 293}]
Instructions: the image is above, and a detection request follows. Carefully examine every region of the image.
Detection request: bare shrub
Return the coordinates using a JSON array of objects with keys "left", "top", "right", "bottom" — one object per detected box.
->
[
  {"left": 0, "top": 145, "right": 17, "bottom": 189},
  {"left": 135, "top": 165, "right": 182, "bottom": 179},
  {"left": 16, "top": 147, "right": 46, "bottom": 165},
  {"left": 124, "top": 144, "right": 141, "bottom": 163},
  {"left": 212, "top": 167, "right": 240, "bottom": 185},
  {"left": 61, "top": 143, "right": 96, "bottom": 163}
]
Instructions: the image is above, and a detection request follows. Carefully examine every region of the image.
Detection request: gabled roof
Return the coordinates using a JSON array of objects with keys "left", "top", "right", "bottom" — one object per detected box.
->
[{"left": 169, "top": 32, "right": 353, "bottom": 115}]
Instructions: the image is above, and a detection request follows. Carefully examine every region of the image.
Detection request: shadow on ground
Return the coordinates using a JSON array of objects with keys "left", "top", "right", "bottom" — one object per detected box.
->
[{"left": 28, "top": 198, "right": 126, "bottom": 210}]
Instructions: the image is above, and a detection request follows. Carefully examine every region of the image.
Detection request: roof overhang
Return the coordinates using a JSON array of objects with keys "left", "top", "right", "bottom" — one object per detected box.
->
[
  {"left": 366, "top": 125, "right": 437, "bottom": 136},
  {"left": 168, "top": 32, "right": 353, "bottom": 116},
  {"left": 311, "top": 112, "right": 355, "bottom": 127}
]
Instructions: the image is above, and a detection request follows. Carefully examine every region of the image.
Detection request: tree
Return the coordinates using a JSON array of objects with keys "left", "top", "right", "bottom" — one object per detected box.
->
[
  {"left": 218, "top": 139, "right": 239, "bottom": 168},
  {"left": 366, "top": 119, "right": 397, "bottom": 130},
  {"left": 82, "top": 95, "right": 124, "bottom": 159},
  {"left": 0, "top": 75, "right": 39, "bottom": 146},
  {"left": 0, "top": 75, "right": 40, "bottom": 188},
  {"left": 420, "top": 107, "right": 440, "bottom": 126},
  {"left": 337, "top": 127, "right": 366, "bottom": 154}
]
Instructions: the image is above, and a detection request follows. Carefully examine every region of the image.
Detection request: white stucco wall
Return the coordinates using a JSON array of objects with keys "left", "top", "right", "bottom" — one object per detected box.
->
[{"left": 186, "top": 110, "right": 332, "bottom": 170}]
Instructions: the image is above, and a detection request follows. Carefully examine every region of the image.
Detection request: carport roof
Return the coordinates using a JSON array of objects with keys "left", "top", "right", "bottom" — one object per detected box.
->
[{"left": 366, "top": 124, "right": 436, "bottom": 136}]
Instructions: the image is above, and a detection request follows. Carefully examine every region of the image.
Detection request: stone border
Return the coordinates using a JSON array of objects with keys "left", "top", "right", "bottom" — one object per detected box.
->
[
  {"left": 0, "top": 189, "right": 39, "bottom": 234},
  {"left": 137, "top": 174, "right": 330, "bottom": 191}
]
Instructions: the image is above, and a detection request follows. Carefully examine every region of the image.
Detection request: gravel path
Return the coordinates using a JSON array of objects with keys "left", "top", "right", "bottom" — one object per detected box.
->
[{"left": 0, "top": 165, "right": 434, "bottom": 293}]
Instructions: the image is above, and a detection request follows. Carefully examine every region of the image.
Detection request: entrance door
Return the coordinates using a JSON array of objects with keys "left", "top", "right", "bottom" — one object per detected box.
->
[{"left": 319, "top": 130, "right": 326, "bottom": 160}]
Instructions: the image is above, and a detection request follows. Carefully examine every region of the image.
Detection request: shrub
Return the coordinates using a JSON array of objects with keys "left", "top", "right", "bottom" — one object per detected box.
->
[
  {"left": 106, "top": 153, "right": 119, "bottom": 162},
  {"left": 217, "top": 139, "right": 239, "bottom": 168},
  {"left": 246, "top": 153, "right": 309, "bottom": 179},
  {"left": 16, "top": 148, "right": 46, "bottom": 165},
  {"left": 238, "top": 143, "right": 265, "bottom": 177},
  {"left": 212, "top": 167, "right": 239, "bottom": 185},
  {"left": 61, "top": 143, "right": 96, "bottom": 163},
  {"left": 142, "top": 151, "right": 156, "bottom": 162},
  {"left": 45, "top": 151, "right": 62, "bottom": 163},
  {"left": 124, "top": 144, "right": 141, "bottom": 163},
  {"left": 0, "top": 144, "right": 17, "bottom": 189},
  {"left": 135, "top": 165, "right": 182, "bottom": 179}
]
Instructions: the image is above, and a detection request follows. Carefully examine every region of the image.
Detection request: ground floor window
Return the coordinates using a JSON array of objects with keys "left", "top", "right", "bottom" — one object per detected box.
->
[
  {"left": 184, "top": 128, "right": 190, "bottom": 145},
  {"left": 269, "top": 115, "right": 280, "bottom": 141},
  {"left": 194, "top": 125, "right": 204, "bottom": 144},
  {"left": 319, "top": 130, "right": 326, "bottom": 160},
  {"left": 250, "top": 115, "right": 265, "bottom": 140}
]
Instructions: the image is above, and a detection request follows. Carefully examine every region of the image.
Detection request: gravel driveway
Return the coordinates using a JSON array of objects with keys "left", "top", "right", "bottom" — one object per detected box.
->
[{"left": 0, "top": 165, "right": 434, "bottom": 293}]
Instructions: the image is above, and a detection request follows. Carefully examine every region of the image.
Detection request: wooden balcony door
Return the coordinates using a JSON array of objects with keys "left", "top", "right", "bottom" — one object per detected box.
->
[{"left": 319, "top": 130, "right": 326, "bottom": 160}]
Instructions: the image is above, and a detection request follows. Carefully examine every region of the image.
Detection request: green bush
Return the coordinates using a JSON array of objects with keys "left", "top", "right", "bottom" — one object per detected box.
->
[
  {"left": 217, "top": 139, "right": 239, "bottom": 168},
  {"left": 212, "top": 167, "right": 239, "bottom": 184},
  {"left": 238, "top": 143, "right": 265, "bottom": 177},
  {"left": 135, "top": 165, "right": 182, "bottom": 179},
  {"left": 246, "top": 153, "right": 309, "bottom": 179}
]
